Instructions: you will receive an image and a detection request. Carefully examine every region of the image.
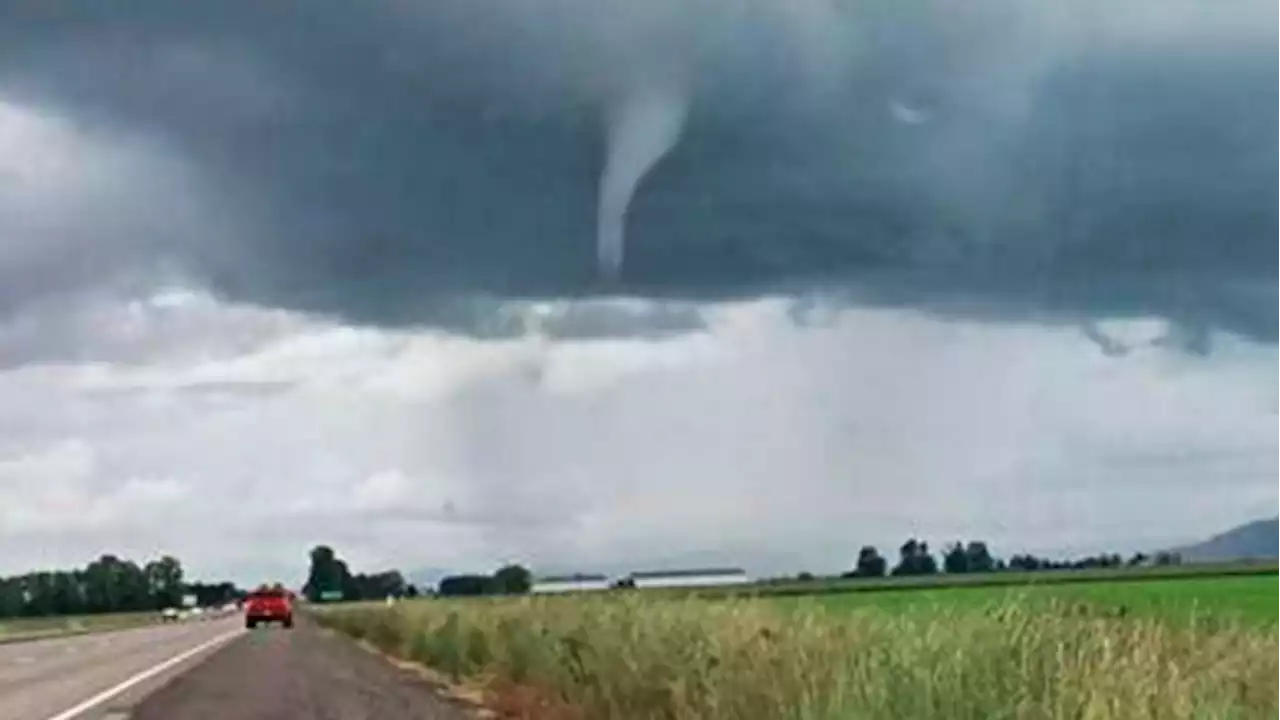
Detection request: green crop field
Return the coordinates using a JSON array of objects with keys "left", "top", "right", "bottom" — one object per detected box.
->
[
  {"left": 713, "top": 559, "right": 1278, "bottom": 598},
  {"left": 315, "top": 568, "right": 1279, "bottom": 719},
  {"left": 797, "top": 574, "right": 1278, "bottom": 628}
]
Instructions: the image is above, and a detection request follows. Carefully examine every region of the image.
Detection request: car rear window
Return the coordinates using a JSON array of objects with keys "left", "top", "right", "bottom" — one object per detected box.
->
[{"left": 250, "top": 589, "right": 287, "bottom": 600}]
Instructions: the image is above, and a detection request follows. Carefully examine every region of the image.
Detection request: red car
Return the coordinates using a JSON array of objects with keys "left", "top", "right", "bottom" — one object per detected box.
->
[{"left": 244, "top": 586, "right": 294, "bottom": 629}]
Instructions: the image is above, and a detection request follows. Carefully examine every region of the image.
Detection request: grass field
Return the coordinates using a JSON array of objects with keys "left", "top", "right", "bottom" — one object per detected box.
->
[
  {"left": 315, "top": 570, "right": 1279, "bottom": 719},
  {"left": 802, "top": 574, "right": 1278, "bottom": 628},
  {"left": 0, "top": 611, "right": 161, "bottom": 643}
]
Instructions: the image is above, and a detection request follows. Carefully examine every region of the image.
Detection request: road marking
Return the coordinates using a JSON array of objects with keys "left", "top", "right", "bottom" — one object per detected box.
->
[{"left": 40, "top": 627, "right": 243, "bottom": 720}]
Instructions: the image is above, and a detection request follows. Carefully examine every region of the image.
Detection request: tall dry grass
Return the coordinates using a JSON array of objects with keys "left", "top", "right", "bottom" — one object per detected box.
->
[{"left": 315, "top": 594, "right": 1278, "bottom": 720}]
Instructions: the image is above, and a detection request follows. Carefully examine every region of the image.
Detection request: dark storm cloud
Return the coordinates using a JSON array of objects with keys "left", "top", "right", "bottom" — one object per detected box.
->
[{"left": 0, "top": 0, "right": 1274, "bottom": 342}]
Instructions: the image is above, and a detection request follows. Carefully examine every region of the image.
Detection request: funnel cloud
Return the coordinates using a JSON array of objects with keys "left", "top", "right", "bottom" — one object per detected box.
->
[{"left": 598, "top": 84, "right": 691, "bottom": 281}]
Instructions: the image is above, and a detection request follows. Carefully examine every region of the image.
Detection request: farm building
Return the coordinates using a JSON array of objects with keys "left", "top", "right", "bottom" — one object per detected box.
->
[
  {"left": 531, "top": 573, "right": 612, "bottom": 594},
  {"left": 625, "top": 567, "right": 750, "bottom": 589}
]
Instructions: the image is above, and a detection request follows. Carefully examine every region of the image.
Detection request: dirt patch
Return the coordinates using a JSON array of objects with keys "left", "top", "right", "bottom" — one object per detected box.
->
[{"left": 346, "top": 634, "right": 588, "bottom": 720}]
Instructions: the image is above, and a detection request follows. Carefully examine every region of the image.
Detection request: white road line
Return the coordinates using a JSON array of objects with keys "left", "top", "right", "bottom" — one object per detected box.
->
[{"left": 40, "top": 627, "right": 244, "bottom": 720}]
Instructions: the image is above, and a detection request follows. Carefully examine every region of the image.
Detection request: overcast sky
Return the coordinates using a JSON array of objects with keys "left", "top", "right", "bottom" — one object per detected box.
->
[{"left": 0, "top": 0, "right": 1275, "bottom": 586}]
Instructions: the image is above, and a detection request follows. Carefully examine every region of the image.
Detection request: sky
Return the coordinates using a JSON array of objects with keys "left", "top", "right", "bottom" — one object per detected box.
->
[{"left": 0, "top": 0, "right": 1275, "bottom": 586}]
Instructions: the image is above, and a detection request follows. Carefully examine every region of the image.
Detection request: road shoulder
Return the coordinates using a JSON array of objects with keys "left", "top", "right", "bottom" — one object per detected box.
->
[{"left": 130, "top": 619, "right": 472, "bottom": 720}]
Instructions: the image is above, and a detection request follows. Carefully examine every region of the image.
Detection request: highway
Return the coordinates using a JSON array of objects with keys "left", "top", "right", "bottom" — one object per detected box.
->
[{"left": 0, "top": 616, "right": 465, "bottom": 720}]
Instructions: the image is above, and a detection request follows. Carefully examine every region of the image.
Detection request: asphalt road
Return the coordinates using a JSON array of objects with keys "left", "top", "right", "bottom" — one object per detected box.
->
[
  {"left": 0, "top": 617, "right": 468, "bottom": 720},
  {"left": 0, "top": 616, "right": 242, "bottom": 720}
]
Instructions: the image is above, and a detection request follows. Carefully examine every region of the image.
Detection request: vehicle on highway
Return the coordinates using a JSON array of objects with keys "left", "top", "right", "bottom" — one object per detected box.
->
[
  {"left": 244, "top": 585, "right": 294, "bottom": 629},
  {"left": 160, "top": 606, "right": 181, "bottom": 622}
]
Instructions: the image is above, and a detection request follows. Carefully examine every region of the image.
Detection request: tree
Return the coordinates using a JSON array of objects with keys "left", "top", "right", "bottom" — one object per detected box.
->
[
  {"left": 303, "top": 545, "right": 348, "bottom": 602},
  {"left": 145, "top": 555, "right": 185, "bottom": 609},
  {"left": 435, "top": 564, "right": 533, "bottom": 597},
  {"left": 892, "top": 538, "right": 938, "bottom": 576},
  {"left": 943, "top": 542, "right": 969, "bottom": 574},
  {"left": 301, "top": 545, "right": 417, "bottom": 602},
  {"left": 0, "top": 578, "right": 24, "bottom": 618},
  {"left": 349, "top": 570, "right": 408, "bottom": 599},
  {"left": 337, "top": 559, "right": 357, "bottom": 600},
  {"left": 49, "top": 572, "right": 81, "bottom": 615},
  {"left": 492, "top": 564, "right": 532, "bottom": 595},
  {"left": 187, "top": 581, "right": 241, "bottom": 607},
  {"left": 26, "top": 573, "right": 56, "bottom": 616},
  {"left": 944, "top": 541, "right": 996, "bottom": 574},
  {"left": 853, "top": 546, "right": 887, "bottom": 578},
  {"left": 1008, "top": 553, "right": 1045, "bottom": 571},
  {"left": 438, "top": 574, "right": 495, "bottom": 597},
  {"left": 0, "top": 553, "right": 242, "bottom": 619},
  {"left": 83, "top": 555, "right": 136, "bottom": 613},
  {"left": 964, "top": 541, "right": 995, "bottom": 573}
]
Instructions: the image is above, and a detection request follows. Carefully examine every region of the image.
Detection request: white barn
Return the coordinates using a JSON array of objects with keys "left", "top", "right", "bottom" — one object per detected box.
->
[
  {"left": 626, "top": 568, "right": 750, "bottom": 590},
  {"left": 531, "top": 573, "right": 612, "bottom": 594}
]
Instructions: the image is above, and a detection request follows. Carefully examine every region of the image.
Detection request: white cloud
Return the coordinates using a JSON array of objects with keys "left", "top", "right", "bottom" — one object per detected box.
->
[
  {"left": 0, "top": 289, "right": 1272, "bottom": 585},
  {"left": 0, "top": 439, "right": 190, "bottom": 535}
]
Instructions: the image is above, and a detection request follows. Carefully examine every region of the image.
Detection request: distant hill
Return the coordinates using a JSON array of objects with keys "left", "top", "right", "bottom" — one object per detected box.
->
[{"left": 1172, "top": 517, "right": 1278, "bottom": 562}]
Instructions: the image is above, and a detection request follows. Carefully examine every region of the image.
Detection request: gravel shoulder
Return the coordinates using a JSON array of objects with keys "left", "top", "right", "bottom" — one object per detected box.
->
[{"left": 130, "top": 618, "right": 471, "bottom": 720}]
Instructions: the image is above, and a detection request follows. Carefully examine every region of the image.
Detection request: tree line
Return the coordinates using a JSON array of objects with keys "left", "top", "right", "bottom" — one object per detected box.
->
[
  {"left": 2, "top": 537, "right": 1187, "bottom": 619},
  {"left": 830, "top": 539, "right": 1182, "bottom": 580},
  {"left": 0, "top": 554, "right": 245, "bottom": 619},
  {"left": 301, "top": 545, "right": 419, "bottom": 602},
  {"left": 302, "top": 545, "right": 534, "bottom": 600},
  {"left": 0, "top": 545, "right": 424, "bottom": 619},
  {"left": 435, "top": 564, "right": 532, "bottom": 597},
  {"left": 305, "top": 538, "right": 1186, "bottom": 602}
]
